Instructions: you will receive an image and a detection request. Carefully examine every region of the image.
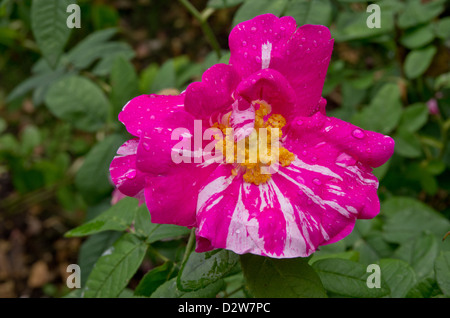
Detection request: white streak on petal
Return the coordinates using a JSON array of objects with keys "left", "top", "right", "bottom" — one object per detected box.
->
[
  {"left": 288, "top": 158, "right": 343, "bottom": 181},
  {"left": 278, "top": 170, "right": 351, "bottom": 218},
  {"left": 261, "top": 41, "right": 272, "bottom": 69},
  {"left": 197, "top": 175, "right": 234, "bottom": 213},
  {"left": 226, "top": 186, "right": 263, "bottom": 255},
  {"left": 336, "top": 163, "right": 378, "bottom": 186},
  {"left": 230, "top": 100, "right": 255, "bottom": 141},
  {"left": 267, "top": 179, "right": 307, "bottom": 257}
]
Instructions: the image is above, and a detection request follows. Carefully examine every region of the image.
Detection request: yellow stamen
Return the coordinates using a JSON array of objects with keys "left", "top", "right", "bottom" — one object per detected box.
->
[{"left": 214, "top": 100, "right": 295, "bottom": 185}]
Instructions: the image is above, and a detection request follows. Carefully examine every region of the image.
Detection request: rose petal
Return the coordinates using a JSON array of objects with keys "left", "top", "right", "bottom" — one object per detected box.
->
[
  {"left": 229, "top": 14, "right": 297, "bottom": 79},
  {"left": 119, "top": 94, "right": 186, "bottom": 137},
  {"left": 109, "top": 138, "right": 146, "bottom": 199},
  {"left": 184, "top": 64, "right": 240, "bottom": 119}
]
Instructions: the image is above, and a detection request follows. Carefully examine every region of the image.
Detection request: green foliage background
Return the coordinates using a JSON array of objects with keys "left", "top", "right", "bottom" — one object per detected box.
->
[{"left": 0, "top": 0, "right": 449, "bottom": 298}]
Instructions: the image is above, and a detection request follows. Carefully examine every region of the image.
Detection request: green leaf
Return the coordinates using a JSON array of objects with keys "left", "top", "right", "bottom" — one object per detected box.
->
[
  {"left": 92, "top": 47, "right": 135, "bottom": 76},
  {"left": 404, "top": 46, "right": 437, "bottom": 79},
  {"left": 435, "top": 252, "right": 450, "bottom": 295},
  {"left": 406, "top": 277, "right": 441, "bottom": 298},
  {"left": 31, "top": 0, "right": 73, "bottom": 68},
  {"left": 110, "top": 55, "right": 139, "bottom": 116},
  {"left": 20, "top": 125, "right": 41, "bottom": 155},
  {"left": 240, "top": 254, "right": 327, "bottom": 298},
  {"left": 178, "top": 249, "right": 240, "bottom": 292},
  {"left": 331, "top": 4, "right": 395, "bottom": 42},
  {"left": 309, "top": 251, "right": 360, "bottom": 265},
  {"left": 397, "top": 0, "right": 445, "bottom": 29},
  {"left": 284, "top": 0, "right": 333, "bottom": 26},
  {"left": 232, "top": 0, "right": 289, "bottom": 27},
  {"left": 150, "top": 59, "right": 176, "bottom": 93},
  {"left": 78, "top": 231, "right": 122, "bottom": 286},
  {"left": 7, "top": 69, "right": 66, "bottom": 102},
  {"left": 393, "top": 129, "right": 422, "bottom": 158},
  {"left": 133, "top": 204, "right": 190, "bottom": 243},
  {"left": 207, "top": 0, "right": 244, "bottom": 9},
  {"left": 372, "top": 158, "right": 391, "bottom": 181},
  {"left": 398, "top": 103, "right": 428, "bottom": 133},
  {"left": 393, "top": 234, "right": 439, "bottom": 280},
  {"left": 425, "top": 159, "right": 446, "bottom": 176},
  {"left": 66, "top": 28, "right": 118, "bottom": 70},
  {"left": 434, "top": 17, "right": 450, "bottom": 40},
  {"left": 84, "top": 233, "right": 148, "bottom": 298},
  {"left": 379, "top": 259, "right": 417, "bottom": 298},
  {"left": 312, "top": 259, "right": 390, "bottom": 298},
  {"left": 151, "top": 277, "right": 225, "bottom": 298},
  {"left": 74, "top": 134, "right": 126, "bottom": 204},
  {"left": 65, "top": 196, "right": 138, "bottom": 237},
  {"left": 381, "top": 197, "right": 450, "bottom": 244},
  {"left": 399, "top": 24, "right": 435, "bottom": 49},
  {"left": 45, "top": 75, "right": 109, "bottom": 132},
  {"left": 351, "top": 83, "right": 403, "bottom": 134},
  {"left": 354, "top": 232, "right": 395, "bottom": 265},
  {"left": 139, "top": 63, "right": 159, "bottom": 94},
  {"left": 134, "top": 262, "right": 176, "bottom": 297}
]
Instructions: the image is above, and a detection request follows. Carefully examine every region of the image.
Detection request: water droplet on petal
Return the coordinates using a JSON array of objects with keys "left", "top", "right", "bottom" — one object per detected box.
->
[
  {"left": 296, "top": 119, "right": 303, "bottom": 126},
  {"left": 301, "top": 37, "right": 306, "bottom": 42},
  {"left": 313, "top": 40, "right": 318, "bottom": 47},
  {"left": 352, "top": 129, "right": 365, "bottom": 139},
  {"left": 242, "top": 41, "right": 247, "bottom": 47},
  {"left": 136, "top": 129, "right": 142, "bottom": 135},
  {"left": 143, "top": 142, "right": 151, "bottom": 151},
  {"left": 313, "top": 178, "right": 321, "bottom": 185},
  {"left": 251, "top": 27, "right": 257, "bottom": 32},
  {"left": 125, "top": 170, "right": 137, "bottom": 179}
]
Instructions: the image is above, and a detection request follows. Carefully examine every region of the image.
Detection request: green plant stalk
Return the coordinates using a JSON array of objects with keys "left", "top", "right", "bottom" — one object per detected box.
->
[
  {"left": 180, "top": 228, "right": 196, "bottom": 268},
  {"left": 178, "top": 0, "right": 222, "bottom": 59}
]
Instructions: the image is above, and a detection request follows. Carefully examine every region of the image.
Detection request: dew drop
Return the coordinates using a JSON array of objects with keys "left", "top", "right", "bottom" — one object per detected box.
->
[
  {"left": 296, "top": 119, "right": 303, "bottom": 126},
  {"left": 143, "top": 142, "right": 151, "bottom": 151},
  {"left": 352, "top": 129, "right": 365, "bottom": 139},
  {"left": 313, "top": 178, "right": 321, "bottom": 186},
  {"left": 125, "top": 170, "right": 137, "bottom": 179},
  {"left": 136, "top": 129, "right": 142, "bottom": 135},
  {"left": 313, "top": 40, "right": 318, "bottom": 47},
  {"left": 301, "top": 37, "right": 306, "bottom": 42},
  {"left": 251, "top": 27, "right": 257, "bottom": 32},
  {"left": 302, "top": 150, "right": 307, "bottom": 156},
  {"left": 242, "top": 41, "right": 247, "bottom": 47}
]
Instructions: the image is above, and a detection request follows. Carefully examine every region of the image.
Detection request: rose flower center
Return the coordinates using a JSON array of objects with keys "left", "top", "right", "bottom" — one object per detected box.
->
[{"left": 213, "top": 100, "right": 295, "bottom": 185}]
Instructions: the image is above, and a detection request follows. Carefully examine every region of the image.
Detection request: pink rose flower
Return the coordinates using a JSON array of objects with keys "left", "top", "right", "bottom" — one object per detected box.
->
[{"left": 109, "top": 14, "right": 394, "bottom": 258}]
